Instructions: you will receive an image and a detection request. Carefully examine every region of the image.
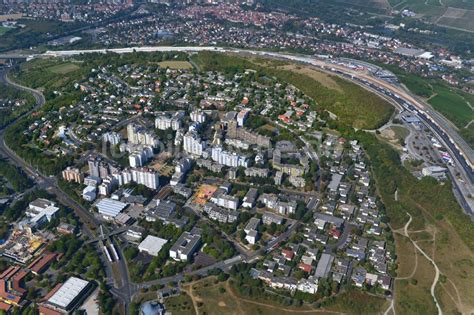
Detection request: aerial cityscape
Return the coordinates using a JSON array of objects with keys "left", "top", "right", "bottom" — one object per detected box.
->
[{"left": 0, "top": 0, "right": 473, "bottom": 314}]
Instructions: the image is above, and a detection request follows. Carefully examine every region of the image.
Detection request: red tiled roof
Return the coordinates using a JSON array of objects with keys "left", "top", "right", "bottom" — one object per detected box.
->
[
  {"left": 39, "top": 305, "right": 62, "bottom": 315},
  {"left": 298, "top": 263, "right": 312, "bottom": 273},
  {"left": 41, "top": 283, "right": 62, "bottom": 302},
  {"left": 0, "top": 301, "right": 12, "bottom": 311},
  {"left": 282, "top": 249, "right": 294, "bottom": 260},
  {"left": 29, "top": 253, "right": 57, "bottom": 274},
  {"left": 0, "top": 266, "right": 19, "bottom": 280}
]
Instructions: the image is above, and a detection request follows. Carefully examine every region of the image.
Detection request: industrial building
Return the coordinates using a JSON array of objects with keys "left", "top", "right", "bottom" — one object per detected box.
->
[
  {"left": 96, "top": 198, "right": 128, "bottom": 219},
  {"left": 39, "top": 277, "right": 94, "bottom": 315}
]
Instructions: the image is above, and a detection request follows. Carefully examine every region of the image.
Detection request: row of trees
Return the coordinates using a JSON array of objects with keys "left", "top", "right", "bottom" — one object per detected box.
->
[{"left": 0, "top": 158, "right": 33, "bottom": 192}]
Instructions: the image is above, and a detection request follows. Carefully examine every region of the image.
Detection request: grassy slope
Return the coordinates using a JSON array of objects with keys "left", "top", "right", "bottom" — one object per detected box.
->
[
  {"left": 164, "top": 293, "right": 194, "bottom": 315},
  {"left": 0, "top": 19, "right": 83, "bottom": 52},
  {"left": 0, "top": 26, "right": 9, "bottom": 36},
  {"left": 355, "top": 130, "right": 474, "bottom": 313},
  {"left": 428, "top": 85, "right": 474, "bottom": 128},
  {"left": 13, "top": 59, "right": 87, "bottom": 91},
  {"left": 178, "top": 277, "right": 387, "bottom": 315},
  {"left": 192, "top": 52, "right": 394, "bottom": 129}
]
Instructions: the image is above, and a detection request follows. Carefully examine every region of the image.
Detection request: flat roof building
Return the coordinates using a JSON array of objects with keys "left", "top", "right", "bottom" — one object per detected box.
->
[
  {"left": 96, "top": 198, "right": 128, "bottom": 219},
  {"left": 169, "top": 231, "right": 201, "bottom": 262},
  {"left": 328, "top": 173, "right": 342, "bottom": 192},
  {"left": 138, "top": 235, "right": 168, "bottom": 257},
  {"left": 242, "top": 188, "right": 258, "bottom": 208},
  {"left": 39, "top": 277, "right": 93, "bottom": 315},
  {"left": 315, "top": 254, "right": 334, "bottom": 279}
]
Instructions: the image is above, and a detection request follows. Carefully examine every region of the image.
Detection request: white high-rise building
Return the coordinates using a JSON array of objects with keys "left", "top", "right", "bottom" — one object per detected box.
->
[
  {"left": 155, "top": 111, "right": 184, "bottom": 131},
  {"left": 127, "top": 124, "right": 158, "bottom": 147},
  {"left": 129, "top": 153, "right": 142, "bottom": 168},
  {"left": 190, "top": 110, "right": 206, "bottom": 123},
  {"left": 183, "top": 131, "right": 206, "bottom": 156},
  {"left": 88, "top": 158, "right": 100, "bottom": 178},
  {"left": 237, "top": 109, "right": 250, "bottom": 127},
  {"left": 128, "top": 146, "right": 154, "bottom": 167},
  {"left": 131, "top": 168, "right": 160, "bottom": 190},
  {"left": 211, "top": 146, "right": 248, "bottom": 168},
  {"left": 117, "top": 169, "right": 133, "bottom": 186},
  {"left": 175, "top": 158, "right": 192, "bottom": 174},
  {"left": 102, "top": 132, "right": 122, "bottom": 145}
]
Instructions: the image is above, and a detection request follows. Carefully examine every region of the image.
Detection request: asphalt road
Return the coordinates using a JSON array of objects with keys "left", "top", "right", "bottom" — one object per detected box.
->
[
  {"left": 137, "top": 218, "right": 300, "bottom": 289},
  {"left": 0, "top": 68, "right": 301, "bottom": 311},
  {"left": 38, "top": 46, "right": 473, "bottom": 181},
  {"left": 2, "top": 45, "right": 473, "bottom": 310},
  {"left": 0, "top": 69, "right": 134, "bottom": 311}
]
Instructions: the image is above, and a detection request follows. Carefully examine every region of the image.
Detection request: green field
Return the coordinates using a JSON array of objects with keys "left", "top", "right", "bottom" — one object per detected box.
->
[
  {"left": 428, "top": 85, "right": 474, "bottom": 128},
  {"left": 386, "top": 0, "right": 474, "bottom": 31},
  {"left": 0, "top": 19, "right": 83, "bottom": 52},
  {"left": 164, "top": 293, "right": 194, "bottom": 315},
  {"left": 192, "top": 52, "right": 394, "bottom": 130},
  {"left": 48, "top": 63, "right": 81, "bottom": 74},
  {"left": 175, "top": 277, "right": 388, "bottom": 315},
  {"left": 378, "top": 64, "right": 474, "bottom": 148},
  {"left": 459, "top": 124, "right": 474, "bottom": 149},
  {"left": 0, "top": 26, "right": 10, "bottom": 36},
  {"left": 0, "top": 84, "right": 36, "bottom": 129},
  {"left": 354, "top": 130, "right": 474, "bottom": 313},
  {"left": 391, "top": 125, "right": 410, "bottom": 139},
  {"left": 13, "top": 59, "right": 84, "bottom": 90},
  {"left": 392, "top": 0, "right": 474, "bottom": 10}
]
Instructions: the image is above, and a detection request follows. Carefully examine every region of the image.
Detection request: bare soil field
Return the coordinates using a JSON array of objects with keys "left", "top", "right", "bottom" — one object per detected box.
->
[
  {"left": 158, "top": 61, "right": 193, "bottom": 70},
  {"left": 0, "top": 14, "right": 23, "bottom": 22}
]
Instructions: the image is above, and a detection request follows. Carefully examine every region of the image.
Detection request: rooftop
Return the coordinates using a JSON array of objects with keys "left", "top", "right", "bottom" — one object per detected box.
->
[
  {"left": 138, "top": 235, "right": 168, "bottom": 256},
  {"left": 47, "top": 277, "right": 90, "bottom": 309},
  {"left": 96, "top": 198, "right": 128, "bottom": 217}
]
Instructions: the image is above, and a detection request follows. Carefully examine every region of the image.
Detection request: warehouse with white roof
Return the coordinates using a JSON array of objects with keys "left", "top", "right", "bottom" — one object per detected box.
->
[
  {"left": 40, "top": 276, "right": 93, "bottom": 314},
  {"left": 96, "top": 198, "right": 128, "bottom": 219}
]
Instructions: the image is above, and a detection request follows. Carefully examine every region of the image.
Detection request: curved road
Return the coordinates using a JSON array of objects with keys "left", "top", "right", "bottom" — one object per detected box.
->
[
  {"left": 2, "top": 46, "right": 472, "bottom": 312},
  {"left": 0, "top": 68, "right": 302, "bottom": 311},
  {"left": 0, "top": 69, "right": 133, "bottom": 312}
]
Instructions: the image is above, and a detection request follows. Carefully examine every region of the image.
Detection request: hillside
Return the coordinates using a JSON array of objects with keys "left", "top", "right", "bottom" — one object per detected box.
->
[{"left": 192, "top": 52, "right": 394, "bottom": 130}]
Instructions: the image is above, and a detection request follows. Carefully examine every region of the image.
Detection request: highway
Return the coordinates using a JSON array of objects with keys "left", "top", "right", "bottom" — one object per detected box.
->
[
  {"left": 1, "top": 44, "right": 473, "bottom": 311},
  {"left": 39, "top": 46, "right": 473, "bottom": 175}
]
